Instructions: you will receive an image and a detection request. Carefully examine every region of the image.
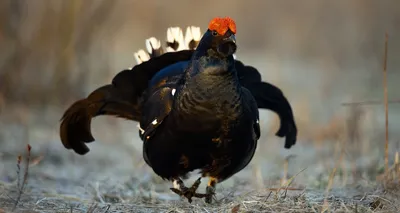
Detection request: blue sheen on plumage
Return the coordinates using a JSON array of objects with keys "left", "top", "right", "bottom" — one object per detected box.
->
[{"left": 149, "top": 61, "right": 189, "bottom": 87}]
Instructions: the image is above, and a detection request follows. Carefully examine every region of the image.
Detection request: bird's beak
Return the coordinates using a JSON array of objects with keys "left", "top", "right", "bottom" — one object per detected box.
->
[
  {"left": 218, "top": 33, "right": 237, "bottom": 56},
  {"left": 223, "top": 34, "right": 236, "bottom": 44}
]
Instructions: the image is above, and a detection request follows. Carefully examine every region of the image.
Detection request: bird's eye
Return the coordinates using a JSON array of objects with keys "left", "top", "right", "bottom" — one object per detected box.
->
[{"left": 212, "top": 30, "right": 218, "bottom": 36}]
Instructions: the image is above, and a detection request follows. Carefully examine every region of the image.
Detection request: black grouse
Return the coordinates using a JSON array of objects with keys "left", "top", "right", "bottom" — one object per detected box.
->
[{"left": 59, "top": 17, "right": 297, "bottom": 204}]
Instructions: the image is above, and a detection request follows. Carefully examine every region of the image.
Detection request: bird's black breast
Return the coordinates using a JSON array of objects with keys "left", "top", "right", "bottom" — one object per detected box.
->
[
  {"left": 201, "top": 88, "right": 260, "bottom": 181},
  {"left": 173, "top": 72, "right": 242, "bottom": 132}
]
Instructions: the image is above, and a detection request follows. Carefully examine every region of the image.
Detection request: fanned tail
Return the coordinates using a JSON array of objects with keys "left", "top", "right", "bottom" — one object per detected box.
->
[{"left": 134, "top": 26, "right": 235, "bottom": 65}]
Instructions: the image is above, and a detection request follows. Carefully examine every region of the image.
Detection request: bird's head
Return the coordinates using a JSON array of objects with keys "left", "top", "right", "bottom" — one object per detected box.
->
[{"left": 194, "top": 17, "right": 237, "bottom": 59}]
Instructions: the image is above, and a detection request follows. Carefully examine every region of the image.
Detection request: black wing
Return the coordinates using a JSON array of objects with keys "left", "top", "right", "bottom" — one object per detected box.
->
[
  {"left": 137, "top": 62, "right": 186, "bottom": 142},
  {"left": 60, "top": 48, "right": 296, "bottom": 155},
  {"left": 241, "top": 87, "right": 261, "bottom": 141},
  {"left": 136, "top": 51, "right": 297, "bottom": 148},
  {"left": 59, "top": 50, "right": 192, "bottom": 155}
]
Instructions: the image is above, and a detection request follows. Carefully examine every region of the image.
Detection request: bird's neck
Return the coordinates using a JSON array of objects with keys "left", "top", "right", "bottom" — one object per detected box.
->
[
  {"left": 185, "top": 52, "right": 236, "bottom": 80},
  {"left": 182, "top": 55, "right": 239, "bottom": 95},
  {"left": 173, "top": 55, "right": 241, "bottom": 117}
]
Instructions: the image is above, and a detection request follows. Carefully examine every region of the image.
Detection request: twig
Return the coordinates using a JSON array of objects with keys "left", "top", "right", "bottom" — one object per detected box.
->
[
  {"left": 322, "top": 142, "right": 345, "bottom": 213},
  {"left": 383, "top": 32, "right": 389, "bottom": 173},
  {"left": 21, "top": 145, "right": 31, "bottom": 194},
  {"left": 103, "top": 204, "right": 111, "bottom": 213},
  {"left": 268, "top": 187, "right": 304, "bottom": 191},
  {"left": 341, "top": 99, "right": 400, "bottom": 106},
  {"left": 281, "top": 155, "right": 296, "bottom": 185},
  {"left": 265, "top": 191, "right": 273, "bottom": 201},
  {"left": 273, "top": 167, "right": 307, "bottom": 198},
  {"left": 16, "top": 155, "right": 21, "bottom": 192},
  {"left": 395, "top": 152, "right": 399, "bottom": 177},
  {"left": 12, "top": 144, "right": 32, "bottom": 212},
  {"left": 86, "top": 202, "right": 98, "bottom": 213}
]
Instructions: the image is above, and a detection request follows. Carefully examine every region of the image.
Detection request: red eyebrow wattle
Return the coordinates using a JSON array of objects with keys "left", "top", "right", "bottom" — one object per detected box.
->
[{"left": 208, "top": 17, "right": 236, "bottom": 36}]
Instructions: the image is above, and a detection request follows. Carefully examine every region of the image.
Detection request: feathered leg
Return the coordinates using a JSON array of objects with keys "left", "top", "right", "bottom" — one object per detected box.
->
[{"left": 205, "top": 177, "right": 217, "bottom": 204}]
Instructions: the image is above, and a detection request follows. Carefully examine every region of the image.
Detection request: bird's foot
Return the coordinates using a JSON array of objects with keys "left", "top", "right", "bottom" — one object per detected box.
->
[
  {"left": 205, "top": 185, "right": 216, "bottom": 204},
  {"left": 170, "top": 177, "right": 207, "bottom": 203}
]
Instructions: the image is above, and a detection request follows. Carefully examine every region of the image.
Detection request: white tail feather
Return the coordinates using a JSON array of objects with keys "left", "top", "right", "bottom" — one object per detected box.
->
[
  {"left": 184, "top": 27, "right": 194, "bottom": 48},
  {"left": 166, "top": 27, "right": 185, "bottom": 52},
  {"left": 134, "top": 49, "right": 150, "bottom": 64},
  {"left": 184, "top": 26, "right": 202, "bottom": 50},
  {"left": 133, "top": 53, "right": 142, "bottom": 65},
  {"left": 187, "top": 26, "right": 201, "bottom": 41},
  {"left": 145, "top": 37, "right": 161, "bottom": 54},
  {"left": 166, "top": 27, "right": 176, "bottom": 43},
  {"left": 133, "top": 25, "right": 238, "bottom": 65}
]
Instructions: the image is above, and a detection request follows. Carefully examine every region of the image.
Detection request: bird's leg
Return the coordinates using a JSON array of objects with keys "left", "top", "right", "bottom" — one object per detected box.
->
[
  {"left": 205, "top": 177, "right": 217, "bottom": 204},
  {"left": 170, "top": 177, "right": 207, "bottom": 203}
]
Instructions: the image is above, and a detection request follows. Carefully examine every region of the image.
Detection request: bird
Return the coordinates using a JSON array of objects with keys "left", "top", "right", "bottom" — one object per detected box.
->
[{"left": 59, "top": 17, "right": 297, "bottom": 204}]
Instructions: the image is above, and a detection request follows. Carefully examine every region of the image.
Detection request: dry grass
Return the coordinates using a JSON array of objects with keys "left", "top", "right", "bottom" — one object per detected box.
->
[
  {"left": 0, "top": 181, "right": 397, "bottom": 213},
  {"left": 0, "top": 131, "right": 398, "bottom": 213},
  {"left": 0, "top": 185, "right": 398, "bottom": 212},
  {"left": 0, "top": 104, "right": 398, "bottom": 212},
  {"left": 11, "top": 144, "right": 32, "bottom": 211}
]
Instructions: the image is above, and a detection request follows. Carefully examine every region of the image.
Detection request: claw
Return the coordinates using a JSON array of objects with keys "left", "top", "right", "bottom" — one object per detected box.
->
[{"left": 170, "top": 177, "right": 207, "bottom": 203}]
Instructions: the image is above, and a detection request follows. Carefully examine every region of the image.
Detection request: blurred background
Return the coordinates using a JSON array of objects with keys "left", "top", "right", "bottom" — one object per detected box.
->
[{"left": 0, "top": 0, "right": 400, "bottom": 205}]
